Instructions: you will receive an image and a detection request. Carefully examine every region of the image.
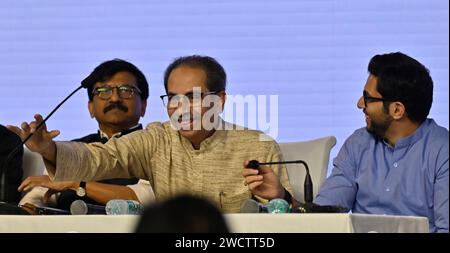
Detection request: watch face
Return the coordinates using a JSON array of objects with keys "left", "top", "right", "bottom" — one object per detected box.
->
[{"left": 76, "top": 187, "right": 86, "bottom": 197}]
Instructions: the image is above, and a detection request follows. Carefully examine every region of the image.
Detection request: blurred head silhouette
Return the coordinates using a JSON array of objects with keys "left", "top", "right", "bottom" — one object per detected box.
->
[{"left": 135, "top": 194, "right": 229, "bottom": 233}]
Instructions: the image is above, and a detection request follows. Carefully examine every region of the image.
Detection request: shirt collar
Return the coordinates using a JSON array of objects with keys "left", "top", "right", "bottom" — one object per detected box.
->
[
  {"left": 384, "top": 119, "right": 433, "bottom": 149},
  {"left": 98, "top": 123, "right": 143, "bottom": 140}
]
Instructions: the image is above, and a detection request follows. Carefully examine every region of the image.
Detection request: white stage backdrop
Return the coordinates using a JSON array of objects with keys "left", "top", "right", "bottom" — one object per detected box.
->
[{"left": 1, "top": 0, "right": 448, "bottom": 175}]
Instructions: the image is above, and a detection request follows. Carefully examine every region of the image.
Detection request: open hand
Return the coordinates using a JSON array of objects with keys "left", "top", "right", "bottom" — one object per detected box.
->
[{"left": 6, "top": 114, "right": 60, "bottom": 154}]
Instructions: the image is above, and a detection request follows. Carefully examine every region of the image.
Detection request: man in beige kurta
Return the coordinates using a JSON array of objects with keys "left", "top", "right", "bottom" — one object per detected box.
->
[
  {"left": 9, "top": 55, "right": 294, "bottom": 213},
  {"left": 46, "top": 120, "right": 292, "bottom": 213}
]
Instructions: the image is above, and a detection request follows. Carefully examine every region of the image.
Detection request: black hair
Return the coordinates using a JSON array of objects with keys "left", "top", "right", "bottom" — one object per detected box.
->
[
  {"left": 368, "top": 52, "right": 433, "bottom": 123},
  {"left": 81, "top": 59, "right": 149, "bottom": 101},
  {"left": 163, "top": 55, "right": 226, "bottom": 92},
  {"left": 135, "top": 194, "right": 229, "bottom": 233}
]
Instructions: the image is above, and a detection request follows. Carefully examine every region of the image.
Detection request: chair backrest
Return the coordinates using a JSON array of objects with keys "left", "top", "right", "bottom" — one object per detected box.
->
[
  {"left": 22, "top": 146, "right": 45, "bottom": 180},
  {"left": 279, "top": 136, "right": 336, "bottom": 203}
]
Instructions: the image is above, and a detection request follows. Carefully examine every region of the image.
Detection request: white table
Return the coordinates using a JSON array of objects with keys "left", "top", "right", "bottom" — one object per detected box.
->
[
  {"left": 226, "top": 213, "right": 429, "bottom": 233},
  {"left": 0, "top": 213, "right": 429, "bottom": 233}
]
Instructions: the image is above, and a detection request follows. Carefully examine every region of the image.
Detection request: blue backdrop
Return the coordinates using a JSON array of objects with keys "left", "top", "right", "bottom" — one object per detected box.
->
[{"left": 1, "top": 0, "right": 448, "bottom": 174}]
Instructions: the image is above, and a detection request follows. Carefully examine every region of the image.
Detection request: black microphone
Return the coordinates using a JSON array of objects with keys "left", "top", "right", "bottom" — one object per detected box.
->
[
  {"left": 293, "top": 202, "right": 349, "bottom": 213},
  {"left": 0, "top": 202, "right": 29, "bottom": 215},
  {"left": 247, "top": 159, "right": 314, "bottom": 203},
  {"left": 0, "top": 84, "right": 87, "bottom": 203},
  {"left": 35, "top": 206, "right": 70, "bottom": 215},
  {"left": 70, "top": 199, "right": 106, "bottom": 215}
]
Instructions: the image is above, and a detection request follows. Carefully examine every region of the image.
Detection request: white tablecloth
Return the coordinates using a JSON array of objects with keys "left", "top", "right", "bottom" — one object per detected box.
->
[{"left": 0, "top": 213, "right": 429, "bottom": 233}]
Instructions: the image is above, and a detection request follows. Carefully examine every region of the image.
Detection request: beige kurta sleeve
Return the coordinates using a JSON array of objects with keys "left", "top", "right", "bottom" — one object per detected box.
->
[{"left": 45, "top": 123, "right": 165, "bottom": 183}]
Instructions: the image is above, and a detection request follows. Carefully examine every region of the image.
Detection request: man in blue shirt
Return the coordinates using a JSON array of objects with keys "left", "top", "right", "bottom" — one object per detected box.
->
[{"left": 314, "top": 52, "right": 449, "bottom": 233}]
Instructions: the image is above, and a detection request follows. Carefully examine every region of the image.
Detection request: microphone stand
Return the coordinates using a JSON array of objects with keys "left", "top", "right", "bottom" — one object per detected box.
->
[
  {"left": 0, "top": 85, "right": 84, "bottom": 203},
  {"left": 247, "top": 160, "right": 348, "bottom": 213}
]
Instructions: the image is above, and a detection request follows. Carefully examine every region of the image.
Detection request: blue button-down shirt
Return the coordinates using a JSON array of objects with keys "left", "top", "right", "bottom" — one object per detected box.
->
[{"left": 315, "top": 119, "right": 449, "bottom": 233}]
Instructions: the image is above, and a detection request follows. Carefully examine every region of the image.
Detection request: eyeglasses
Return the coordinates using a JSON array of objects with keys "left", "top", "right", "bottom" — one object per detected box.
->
[
  {"left": 160, "top": 91, "right": 220, "bottom": 109},
  {"left": 92, "top": 85, "right": 141, "bottom": 100},
  {"left": 362, "top": 91, "right": 391, "bottom": 107}
]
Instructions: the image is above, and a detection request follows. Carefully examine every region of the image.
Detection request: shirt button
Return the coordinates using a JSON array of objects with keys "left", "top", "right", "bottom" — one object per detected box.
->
[
  {"left": 386, "top": 188, "right": 390, "bottom": 192},
  {"left": 393, "top": 162, "right": 398, "bottom": 168}
]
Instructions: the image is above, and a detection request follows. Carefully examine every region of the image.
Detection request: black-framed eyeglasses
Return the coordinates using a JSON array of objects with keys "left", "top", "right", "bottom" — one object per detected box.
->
[
  {"left": 362, "top": 91, "right": 392, "bottom": 107},
  {"left": 92, "top": 85, "right": 141, "bottom": 100},
  {"left": 160, "top": 91, "right": 221, "bottom": 108}
]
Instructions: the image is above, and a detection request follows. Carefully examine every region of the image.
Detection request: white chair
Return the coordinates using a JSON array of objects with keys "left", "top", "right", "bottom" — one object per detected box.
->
[
  {"left": 279, "top": 136, "right": 336, "bottom": 203},
  {"left": 22, "top": 146, "right": 45, "bottom": 181}
]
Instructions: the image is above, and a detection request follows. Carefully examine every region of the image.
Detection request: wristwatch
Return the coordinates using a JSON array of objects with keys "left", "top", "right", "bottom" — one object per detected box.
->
[{"left": 76, "top": 181, "right": 86, "bottom": 197}]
